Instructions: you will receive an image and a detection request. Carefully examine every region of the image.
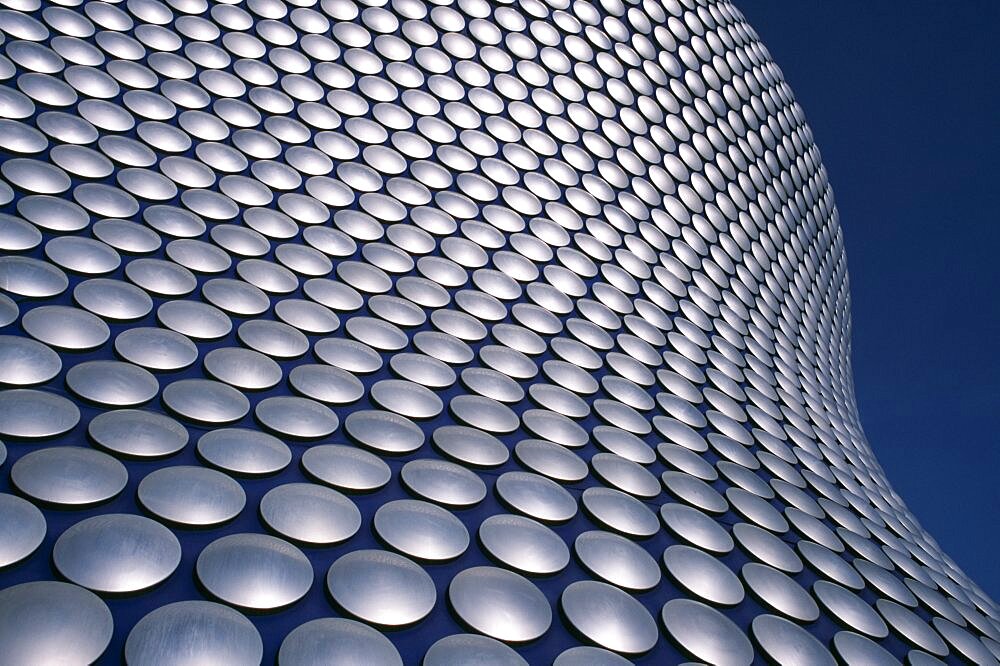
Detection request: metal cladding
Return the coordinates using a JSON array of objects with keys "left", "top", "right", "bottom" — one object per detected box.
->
[{"left": 0, "top": 0, "right": 995, "bottom": 663}]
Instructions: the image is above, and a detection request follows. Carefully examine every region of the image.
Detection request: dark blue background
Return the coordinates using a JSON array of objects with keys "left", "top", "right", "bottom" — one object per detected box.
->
[{"left": 739, "top": 0, "right": 1000, "bottom": 598}]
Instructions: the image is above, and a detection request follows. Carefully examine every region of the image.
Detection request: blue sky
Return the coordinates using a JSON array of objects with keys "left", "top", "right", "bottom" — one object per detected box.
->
[{"left": 738, "top": 1, "right": 1000, "bottom": 597}]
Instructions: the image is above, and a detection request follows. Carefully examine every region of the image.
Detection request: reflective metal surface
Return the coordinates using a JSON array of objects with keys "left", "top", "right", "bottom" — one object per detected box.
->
[
  {"left": 0, "top": 493, "right": 45, "bottom": 568},
  {"left": 661, "top": 598, "right": 754, "bottom": 666},
  {"left": 11, "top": 445, "right": 126, "bottom": 506},
  {"left": 0, "top": 581, "right": 113, "bottom": 665},
  {"left": 448, "top": 566, "right": 551, "bottom": 642},
  {"left": 326, "top": 550, "right": 436, "bottom": 626},
  {"left": 53, "top": 514, "right": 181, "bottom": 593},
  {"left": 125, "top": 601, "right": 263, "bottom": 666},
  {"left": 196, "top": 533, "right": 313, "bottom": 610},
  {"left": 424, "top": 634, "right": 527, "bottom": 666},
  {"left": 373, "top": 499, "right": 468, "bottom": 561},
  {"left": 138, "top": 466, "right": 245, "bottom": 527},
  {"left": 279, "top": 618, "right": 402, "bottom": 666},
  {"left": 260, "top": 483, "right": 361, "bottom": 545},
  {"left": 478, "top": 514, "right": 569, "bottom": 575},
  {"left": 0, "top": 0, "right": 994, "bottom": 662}
]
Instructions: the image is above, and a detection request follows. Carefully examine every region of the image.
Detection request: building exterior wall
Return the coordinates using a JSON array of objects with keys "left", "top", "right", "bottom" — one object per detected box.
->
[{"left": 0, "top": 0, "right": 996, "bottom": 663}]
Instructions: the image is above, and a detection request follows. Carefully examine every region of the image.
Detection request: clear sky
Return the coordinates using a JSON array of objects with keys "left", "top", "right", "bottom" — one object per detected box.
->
[{"left": 738, "top": 1, "right": 1000, "bottom": 597}]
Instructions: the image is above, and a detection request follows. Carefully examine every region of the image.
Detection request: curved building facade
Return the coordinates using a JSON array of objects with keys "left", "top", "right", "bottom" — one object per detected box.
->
[{"left": 0, "top": 0, "right": 997, "bottom": 663}]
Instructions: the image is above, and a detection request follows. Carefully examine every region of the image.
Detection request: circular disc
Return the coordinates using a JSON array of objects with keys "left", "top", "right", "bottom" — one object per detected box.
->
[
  {"left": 448, "top": 566, "right": 551, "bottom": 642},
  {"left": 138, "top": 466, "right": 246, "bottom": 527},
  {"left": 560, "top": 580, "right": 658, "bottom": 654},
  {"left": 162, "top": 379, "right": 249, "bottom": 424},
  {"left": 0, "top": 335, "right": 61, "bottom": 385},
  {"left": 373, "top": 499, "right": 469, "bottom": 560},
  {"left": 0, "top": 581, "right": 113, "bottom": 665},
  {"left": 126, "top": 601, "right": 263, "bottom": 666},
  {"left": 0, "top": 389, "right": 80, "bottom": 438},
  {"left": 11, "top": 446, "right": 126, "bottom": 506},
  {"left": 197, "top": 533, "right": 313, "bottom": 610},
  {"left": 662, "top": 545, "right": 745, "bottom": 606},
  {"left": 53, "top": 514, "right": 181, "bottom": 593},
  {"left": 197, "top": 428, "right": 291, "bottom": 475},
  {"left": 325, "top": 550, "right": 436, "bottom": 626},
  {"left": 0, "top": 493, "right": 46, "bottom": 567},
  {"left": 88, "top": 409, "right": 188, "bottom": 458},
  {"left": 478, "top": 514, "right": 570, "bottom": 575},
  {"left": 279, "top": 618, "right": 402, "bottom": 666},
  {"left": 260, "top": 483, "right": 361, "bottom": 545},
  {"left": 660, "top": 598, "right": 753, "bottom": 666},
  {"left": 575, "top": 530, "right": 661, "bottom": 591},
  {"left": 301, "top": 444, "right": 391, "bottom": 492},
  {"left": 424, "top": 634, "right": 528, "bottom": 666},
  {"left": 752, "top": 614, "right": 836, "bottom": 666}
]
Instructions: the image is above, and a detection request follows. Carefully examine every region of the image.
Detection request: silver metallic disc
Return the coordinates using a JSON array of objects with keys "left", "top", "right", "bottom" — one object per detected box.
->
[
  {"left": 373, "top": 499, "right": 469, "bottom": 561},
  {"left": 125, "top": 600, "right": 263, "bottom": 666},
  {"left": 932, "top": 616, "right": 997, "bottom": 664},
  {"left": 660, "top": 503, "right": 734, "bottom": 554},
  {"left": 433, "top": 424, "right": 509, "bottom": 467},
  {"left": 581, "top": 487, "right": 658, "bottom": 537},
  {"left": 0, "top": 388, "right": 80, "bottom": 438},
  {"left": 876, "top": 599, "right": 949, "bottom": 656},
  {"left": 21, "top": 304, "right": 109, "bottom": 350},
  {"left": 424, "top": 634, "right": 528, "bottom": 666},
  {"left": 733, "top": 523, "right": 803, "bottom": 574},
  {"left": 204, "top": 347, "right": 282, "bottom": 390},
  {"left": 137, "top": 466, "right": 246, "bottom": 527},
  {"left": 401, "top": 458, "right": 488, "bottom": 507},
  {"left": 65, "top": 360, "right": 159, "bottom": 407},
  {"left": 254, "top": 396, "right": 338, "bottom": 438},
  {"left": 278, "top": 618, "right": 402, "bottom": 666},
  {"left": 478, "top": 514, "right": 570, "bottom": 575},
  {"left": 260, "top": 483, "right": 361, "bottom": 545},
  {"left": 495, "top": 471, "right": 577, "bottom": 522},
  {"left": 448, "top": 566, "right": 551, "bottom": 643},
  {"left": 752, "top": 614, "right": 836, "bottom": 666},
  {"left": 833, "top": 631, "right": 902, "bottom": 666},
  {"left": 301, "top": 444, "right": 391, "bottom": 492},
  {"left": 344, "top": 409, "right": 423, "bottom": 453},
  {"left": 814, "top": 580, "right": 889, "bottom": 638},
  {"left": 0, "top": 335, "right": 61, "bottom": 385},
  {"left": 371, "top": 379, "right": 443, "bottom": 419},
  {"left": 196, "top": 428, "right": 292, "bottom": 476},
  {"left": 113, "top": 328, "right": 199, "bottom": 371},
  {"left": 661, "top": 598, "right": 754, "bottom": 666},
  {"left": 0, "top": 493, "right": 46, "bottom": 567},
  {"left": 88, "top": 409, "right": 188, "bottom": 458},
  {"left": 514, "top": 439, "right": 589, "bottom": 483},
  {"left": 11, "top": 446, "right": 126, "bottom": 506},
  {"left": 196, "top": 533, "right": 313, "bottom": 610},
  {"left": 553, "top": 646, "right": 633, "bottom": 666},
  {"left": 575, "top": 530, "right": 661, "bottom": 591},
  {"left": 53, "top": 513, "right": 181, "bottom": 593},
  {"left": 162, "top": 379, "right": 249, "bottom": 424},
  {"left": 906, "top": 650, "right": 949, "bottom": 666},
  {"left": 288, "top": 364, "right": 364, "bottom": 404},
  {"left": 0, "top": 581, "right": 113, "bottom": 665},
  {"left": 662, "top": 545, "right": 745, "bottom": 606},
  {"left": 326, "top": 549, "right": 436, "bottom": 626},
  {"left": 560, "top": 580, "right": 658, "bottom": 654},
  {"left": 0, "top": 256, "right": 68, "bottom": 298},
  {"left": 741, "top": 563, "right": 820, "bottom": 622}
]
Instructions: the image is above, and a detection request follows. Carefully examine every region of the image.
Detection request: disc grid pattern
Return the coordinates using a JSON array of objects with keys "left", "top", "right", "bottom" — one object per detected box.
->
[{"left": 0, "top": 0, "right": 997, "bottom": 664}]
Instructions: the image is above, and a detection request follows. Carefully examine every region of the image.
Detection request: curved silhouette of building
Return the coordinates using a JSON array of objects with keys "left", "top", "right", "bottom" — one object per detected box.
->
[{"left": 0, "top": 0, "right": 996, "bottom": 663}]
